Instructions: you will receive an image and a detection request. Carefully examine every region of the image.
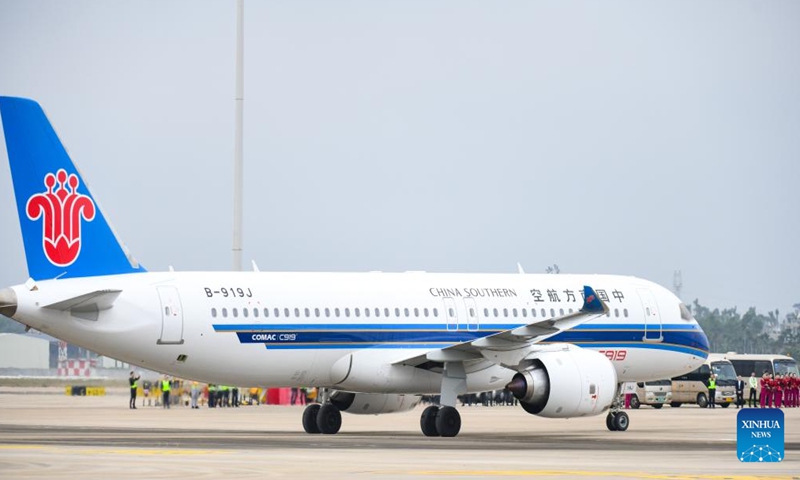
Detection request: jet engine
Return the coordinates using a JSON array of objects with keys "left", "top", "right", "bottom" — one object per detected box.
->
[
  {"left": 506, "top": 346, "right": 617, "bottom": 418},
  {"left": 329, "top": 391, "right": 422, "bottom": 415}
]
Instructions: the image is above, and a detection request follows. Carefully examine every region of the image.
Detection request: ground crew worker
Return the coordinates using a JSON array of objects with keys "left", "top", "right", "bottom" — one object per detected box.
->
[
  {"left": 748, "top": 372, "right": 758, "bottom": 408},
  {"left": 128, "top": 371, "right": 140, "bottom": 409},
  {"left": 190, "top": 381, "right": 200, "bottom": 409},
  {"left": 161, "top": 375, "right": 171, "bottom": 409},
  {"left": 208, "top": 384, "right": 217, "bottom": 408},
  {"left": 220, "top": 385, "right": 230, "bottom": 407},
  {"left": 707, "top": 374, "right": 717, "bottom": 408}
]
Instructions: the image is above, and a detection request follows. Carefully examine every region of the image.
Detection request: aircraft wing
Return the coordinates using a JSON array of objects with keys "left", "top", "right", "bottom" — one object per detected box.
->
[{"left": 396, "top": 285, "right": 608, "bottom": 371}]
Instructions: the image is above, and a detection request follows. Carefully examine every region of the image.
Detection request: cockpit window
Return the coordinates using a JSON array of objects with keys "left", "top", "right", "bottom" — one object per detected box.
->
[{"left": 679, "top": 303, "right": 693, "bottom": 321}]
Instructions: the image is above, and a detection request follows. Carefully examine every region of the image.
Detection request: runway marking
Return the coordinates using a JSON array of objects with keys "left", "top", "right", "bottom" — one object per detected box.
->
[{"left": 410, "top": 471, "right": 794, "bottom": 479}]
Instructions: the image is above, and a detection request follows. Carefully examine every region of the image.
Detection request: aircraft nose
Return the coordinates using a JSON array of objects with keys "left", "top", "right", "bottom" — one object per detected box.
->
[{"left": 0, "top": 288, "right": 17, "bottom": 318}]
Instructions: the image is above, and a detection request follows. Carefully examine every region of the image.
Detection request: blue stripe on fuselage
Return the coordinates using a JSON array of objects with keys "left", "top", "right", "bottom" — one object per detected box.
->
[{"left": 215, "top": 322, "right": 709, "bottom": 356}]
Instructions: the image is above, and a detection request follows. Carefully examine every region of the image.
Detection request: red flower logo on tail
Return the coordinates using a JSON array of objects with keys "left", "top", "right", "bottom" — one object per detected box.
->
[{"left": 26, "top": 169, "right": 96, "bottom": 266}]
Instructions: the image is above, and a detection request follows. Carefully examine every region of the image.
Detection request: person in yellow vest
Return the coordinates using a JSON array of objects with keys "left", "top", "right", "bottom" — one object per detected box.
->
[
  {"left": 707, "top": 373, "right": 717, "bottom": 408},
  {"left": 161, "top": 375, "right": 171, "bottom": 409},
  {"left": 747, "top": 372, "right": 758, "bottom": 408},
  {"left": 128, "top": 371, "right": 140, "bottom": 409}
]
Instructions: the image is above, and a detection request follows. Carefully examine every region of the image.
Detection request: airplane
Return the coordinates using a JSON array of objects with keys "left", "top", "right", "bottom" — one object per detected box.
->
[{"left": 0, "top": 96, "right": 710, "bottom": 437}]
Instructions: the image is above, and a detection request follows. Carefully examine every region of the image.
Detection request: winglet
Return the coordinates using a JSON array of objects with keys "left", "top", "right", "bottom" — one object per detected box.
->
[{"left": 581, "top": 285, "right": 608, "bottom": 314}]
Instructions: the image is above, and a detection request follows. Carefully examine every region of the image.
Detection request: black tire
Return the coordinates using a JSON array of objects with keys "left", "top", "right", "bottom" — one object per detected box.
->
[
  {"left": 606, "top": 412, "right": 617, "bottom": 431},
  {"left": 316, "top": 404, "right": 342, "bottom": 434},
  {"left": 670, "top": 402, "right": 682, "bottom": 408},
  {"left": 435, "top": 406, "right": 461, "bottom": 437},
  {"left": 720, "top": 402, "right": 730, "bottom": 408},
  {"left": 420, "top": 405, "right": 440, "bottom": 437},
  {"left": 652, "top": 403, "right": 663, "bottom": 409},
  {"left": 613, "top": 411, "right": 629, "bottom": 431},
  {"left": 629, "top": 396, "right": 641, "bottom": 409},
  {"left": 697, "top": 393, "right": 708, "bottom": 408},
  {"left": 302, "top": 404, "right": 321, "bottom": 434}
]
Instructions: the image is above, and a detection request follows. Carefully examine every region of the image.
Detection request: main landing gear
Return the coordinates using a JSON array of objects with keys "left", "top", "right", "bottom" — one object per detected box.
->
[
  {"left": 420, "top": 361, "right": 467, "bottom": 437},
  {"left": 606, "top": 382, "right": 629, "bottom": 432},
  {"left": 302, "top": 389, "right": 343, "bottom": 435},
  {"left": 420, "top": 405, "right": 461, "bottom": 437}
]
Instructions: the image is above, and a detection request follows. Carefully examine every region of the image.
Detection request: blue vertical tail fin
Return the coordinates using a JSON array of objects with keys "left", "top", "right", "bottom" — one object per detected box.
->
[{"left": 0, "top": 96, "right": 146, "bottom": 279}]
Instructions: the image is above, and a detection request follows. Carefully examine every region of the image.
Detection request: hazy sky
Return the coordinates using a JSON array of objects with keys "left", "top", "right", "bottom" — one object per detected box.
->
[{"left": 0, "top": 1, "right": 798, "bottom": 316}]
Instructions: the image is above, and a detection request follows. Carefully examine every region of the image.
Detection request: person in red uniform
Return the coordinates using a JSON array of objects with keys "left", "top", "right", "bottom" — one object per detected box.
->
[
  {"left": 774, "top": 374, "right": 783, "bottom": 408},
  {"left": 759, "top": 372, "right": 769, "bottom": 408}
]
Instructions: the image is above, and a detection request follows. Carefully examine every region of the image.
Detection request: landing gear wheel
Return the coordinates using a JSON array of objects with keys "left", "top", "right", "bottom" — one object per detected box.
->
[
  {"left": 613, "top": 411, "right": 629, "bottom": 431},
  {"left": 302, "top": 404, "right": 321, "bottom": 434},
  {"left": 420, "top": 405, "right": 440, "bottom": 437},
  {"left": 606, "top": 412, "right": 618, "bottom": 431},
  {"left": 629, "top": 395, "right": 640, "bottom": 409},
  {"left": 316, "top": 403, "right": 342, "bottom": 434},
  {"left": 435, "top": 406, "right": 461, "bottom": 437}
]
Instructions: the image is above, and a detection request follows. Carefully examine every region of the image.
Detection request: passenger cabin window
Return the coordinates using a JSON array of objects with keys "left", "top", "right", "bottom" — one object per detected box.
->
[
  {"left": 325, "top": 308, "right": 330, "bottom": 317},
  {"left": 222, "top": 308, "right": 228, "bottom": 318},
  {"left": 433, "top": 308, "right": 438, "bottom": 317},
  {"left": 414, "top": 308, "right": 419, "bottom": 317},
  {"left": 243, "top": 308, "right": 248, "bottom": 318},
  {"left": 423, "top": 308, "right": 429, "bottom": 317},
  {"left": 232, "top": 308, "right": 238, "bottom": 318},
  {"left": 335, "top": 308, "right": 340, "bottom": 317},
  {"left": 211, "top": 308, "right": 217, "bottom": 318},
  {"left": 364, "top": 308, "right": 370, "bottom": 318},
  {"left": 395, "top": 308, "right": 400, "bottom": 317},
  {"left": 284, "top": 308, "right": 290, "bottom": 317},
  {"left": 294, "top": 308, "right": 300, "bottom": 317},
  {"left": 315, "top": 308, "right": 320, "bottom": 318},
  {"left": 304, "top": 308, "right": 310, "bottom": 317},
  {"left": 355, "top": 308, "right": 361, "bottom": 317},
  {"left": 253, "top": 308, "right": 258, "bottom": 318}
]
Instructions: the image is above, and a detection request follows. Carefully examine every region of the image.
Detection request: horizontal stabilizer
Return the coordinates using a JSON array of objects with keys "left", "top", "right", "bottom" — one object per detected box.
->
[{"left": 42, "top": 289, "right": 122, "bottom": 312}]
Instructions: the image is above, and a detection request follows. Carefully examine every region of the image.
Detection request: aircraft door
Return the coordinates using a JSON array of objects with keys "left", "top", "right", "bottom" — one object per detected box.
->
[
  {"left": 443, "top": 297, "right": 459, "bottom": 331},
  {"left": 637, "top": 288, "right": 663, "bottom": 343},
  {"left": 463, "top": 297, "right": 479, "bottom": 331},
  {"left": 157, "top": 286, "right": 184, "bottom": 345}
]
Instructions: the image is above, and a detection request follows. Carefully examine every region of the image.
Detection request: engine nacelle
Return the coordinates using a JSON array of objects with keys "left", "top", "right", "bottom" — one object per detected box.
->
[
  {"left": 506, "top": 346, "right": 617, "bottom": 418},
  {"left": 329, "top": 391, "right": 422, "bottom": 415}
]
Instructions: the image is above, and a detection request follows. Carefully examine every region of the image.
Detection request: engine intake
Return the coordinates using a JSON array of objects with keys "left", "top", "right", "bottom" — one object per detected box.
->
[{"left": 506, "top": 346, "right": 617, "bottom": 418}]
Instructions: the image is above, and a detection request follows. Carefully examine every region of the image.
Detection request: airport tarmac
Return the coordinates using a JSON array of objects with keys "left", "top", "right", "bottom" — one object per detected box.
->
[{"left": 0, "top": 387, "right": 797, "bottom": 479}]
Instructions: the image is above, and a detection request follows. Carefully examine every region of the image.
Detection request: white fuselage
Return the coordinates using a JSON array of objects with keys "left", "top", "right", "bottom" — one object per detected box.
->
[{"left": 8, "top": 271, "right": 708, "bottom": 392}]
